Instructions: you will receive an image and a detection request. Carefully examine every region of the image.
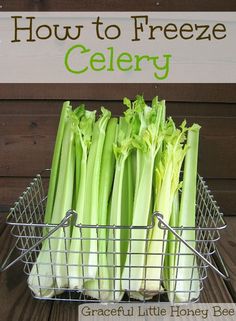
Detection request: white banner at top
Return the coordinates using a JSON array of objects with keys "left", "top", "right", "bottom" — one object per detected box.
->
[{"left": 0, "top": 12, "right": 236, "bottom": 83}]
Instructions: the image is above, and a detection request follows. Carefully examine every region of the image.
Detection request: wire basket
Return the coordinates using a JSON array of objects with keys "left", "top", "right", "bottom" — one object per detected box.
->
[{"left": 1, "top": 171, "right": 228, "bottom": 303}]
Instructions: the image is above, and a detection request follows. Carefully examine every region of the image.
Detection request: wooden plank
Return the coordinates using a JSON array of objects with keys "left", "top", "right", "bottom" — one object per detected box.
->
[
  {"left": 2, "top": 0, "right": 236, "bottom": 11},
  {"left": 0, "top": 175, "right": 235, "bottom": 217},
  {"left": 0, "top": 135, "right": 54, "bottom": 177},
  {"left": 199, "top": 136, "right": 236, "bottom": 179},
  {"left": 0, "top": 177, "right": 36, "bottom": 210},
  {"left": 210, "top": 191, "right": 236, "bottom": 216},
  {"left": 173, "top": 116, "right": 236, "bottom": 137},
  {"left": 47, "top": 267, "right": 234, "bottom": 320},
  {"left": 0, "top": 115, "right": 59, "bottom": 136},
  {"left": 0, "top": 114, "right": 236, "bottom": 178},
  {"left": 2, "top": 114, "right": 236, "bottom": 135},
  {"left": 217, "top": 217, "right": 236, "bottom": 296},
  {"left": 48, "top": 267, "right": 234, "bottom": 320},
  {"left": 50, "top": 301, "right": 78, "bottom": 321},
  {"left": 199, "top": 266, "right": 234, "bottom": 303},
  {"left": 207, "top": 179, "right": 236, "bottom": 216},
  {"left": 0, "top": 205, "right": 11, "bottom": 213},
  {"left": 1, "top": 100, "right": 236, "bottom": 117},
  {"left": 0, "top": 226, "right": 52, "bottom": 321},
  {"left": 0, "top": 176, "right": 49, "bottom": 212},
  {"left": 207, "top": 179, "right": 236, "bottom": 190},
  {"left": 1, "top": 84, "right": 236, "bottom": 103},
  {"left": 166, "top": 116, "right": 236, "bottom": 180},
  {"left": 0, "top": 219, "right": 234, "bottom": 319},
  {"left": 0, "top": 229, "right": 233, "bottom": 321},
  {"left": 1, "top": 114, "right": 236, "bottom": 178},
  {"left": 173, "top": 116, "right": 236, "bottom": 179},
  {"left": 167, "top": 102, "right": 236, "bottom": 117},
  {"left": 0, "top": 213, "right": 7, "bottom": 235},
  {"left": 0, "top": 134, "right": 235, "bottom": 178}
]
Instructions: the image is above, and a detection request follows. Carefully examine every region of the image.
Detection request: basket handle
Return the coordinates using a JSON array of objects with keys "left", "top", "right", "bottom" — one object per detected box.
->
[
  {"left": 154, "top": 212, "right": 230, "bottom": 280},
  {"left": 0, "top": 210, "right": 77, "bottom": 272}
]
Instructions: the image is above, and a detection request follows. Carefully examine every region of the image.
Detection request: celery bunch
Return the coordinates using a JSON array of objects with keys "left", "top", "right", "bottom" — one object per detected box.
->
[{"left": 28, "top": 96, "right": 201, "bottom": 303}]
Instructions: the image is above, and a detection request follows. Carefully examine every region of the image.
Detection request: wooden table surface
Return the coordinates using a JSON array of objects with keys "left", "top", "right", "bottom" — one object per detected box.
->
[{"left": 0, "top": 215, "right": 235, "bottom": 321}]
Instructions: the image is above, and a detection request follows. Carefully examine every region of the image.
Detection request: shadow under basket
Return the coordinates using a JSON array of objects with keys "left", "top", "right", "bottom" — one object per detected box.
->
[{"left": 1, "top": 170, "right": 228, "bottom": 303}]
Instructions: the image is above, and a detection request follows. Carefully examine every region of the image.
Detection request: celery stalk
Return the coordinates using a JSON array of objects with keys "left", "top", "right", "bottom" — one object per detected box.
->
[
  {"left": 164, "top": 189, "right": 179, "bottom": 301},
  {"left": 68, "top": 110, "right": 95, "bottom": 289},
  {"left": 51, "top": 118, "right": 75, "bottom": 289},
  {"left": 122, "top": 151, "right": 157, "bottom": 292},
  {"left": 28, "top": 115, "right": 75, "bottom": 295},
  {"left": 85, "top": 118, "right": 117, "bottom": 300},
  {"left": 122, "top": 97, "right": 163, "bottom": 292},
  {"left": 144, "top": 120, "right": 188, "bottom": 292},
  {"left": 121, "top": 151, "right": 134, "bottom": 267},
  {"left": 83, "top": 108, "right": 111, "bottom": 280},
  {"left": 114, "top": 149, "right": 135, "bottom": 300},
  {"left": 106, "top": 117, "right": 133, "bottom": 301},
  {"left": 44, "top": 101, "right": 72, "bottom": 224},
  {"left": 107, "top": 158, "right": 126, "bottom": 300},
  {"left": 174, "top": 124, "right": 201, "bottom": 302},
  {"left": 72, "top": 105, "right": 85, "bottom": 209}
]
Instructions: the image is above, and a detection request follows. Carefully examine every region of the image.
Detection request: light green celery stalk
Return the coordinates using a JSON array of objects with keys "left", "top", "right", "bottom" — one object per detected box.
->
[
  {"left": 68, "top": 110, "right": 96, "bottom": 289},
  {"left": 51, "top": 116, "right": 76, "bottom": 289},
  {"left": 44, "top": 101, "right": 72, "bottom": 224},
  {"left": 120, "top": 151, "right": 134, "bottom": 268},
  {"left": 174, "top": 124, "right": 201, "bottom": 302},
  {"left": 122, "top": 97, "right": 163, "bottom": 292},
  {"left": 129, "top": 191, "right": 155, "bottom": 301},
  {"left": 123, "top": 97, "right": 143, "bottom": 191},
  {"left": 28, "top": 113, "right": 76, "bottom": 296},
  {"left": 163, "top": 189, "right": 179, "bottom": 301},
  {"left": 144, "top": 119, "right": 188, "bottom": 292},
  {"left": 106, "top": 117, "right": 133, "bottom": 301},
  {"left": 160, "top": 99, "right": 166, "bottom": 125},
  {"left": 153, "top": 99, "right": 166, "bottom": 186},
  {"left": 123, "top": 96, "right": 152, "bottom": 194},
  {"left": 82, "top": 107, "right": 111, "bottom": 280},
  {"left": 72, "top": 105, "right": 85, "bottom": 209},
  {"left": 73, "top": 132, "right": 82, "bottom": 210},
  {"left": 135, "top": 99, "right": 150, "bottom": 188},
  {"left": 85, "top": 118, "right": 118, "bottom": 300}
]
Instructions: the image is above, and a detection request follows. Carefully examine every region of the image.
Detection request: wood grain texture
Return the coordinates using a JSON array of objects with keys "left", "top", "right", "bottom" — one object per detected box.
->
[
  {"left": 207, "top": 180, "right": 236, "bottom": 216},
  {"left": 1, "top": 84, "right": 236, "bottom": 102},
  {"left": 0, "top": 177, "right": 235, "bottom": 219},
  {"left": 0, "top": 178, "right": 38, "bottom": 212},
  {"left": 0, "top": 216, "right": 235, "bottom": 321},
  {"left": 199, "top": 266, "right": 234, "bottom": 303},
  {"left": 1, "top": 136, "right": 235, "bottom": 177},
  {"left": 0, "top": 115, "right": 59, "bottom": 136},
  {"left": 200, "top": 215, "right": 236, "bottom": 303},
  {"left": 0, "top": 177, "right": 50, "bottom": 212},
  {"left": 50, "top": 301, "right": 79, "bottom": 321},
  {"left": 0, "top": 134, "right": 54, "bottom": 176},
  {"left": 2, "top": 0, "right": 236, "bottom": 11},
  {"left": 1, "top": 101, "right": 236, "bottom": 116},
  {"left": 1, "top": 114, "right": 236, "bottom": 136},
  {"left": 48, "top": 260, "right": 235, "bottom": 321},
  {"left": 0, "top": 213, "right": 7, "bottom": 234},
  {"left": 0, "top": 226, "right": 52, "bottom": 321},
  {"left": 1, "top": 114, "right": 235, "bottom": 178},
  {"left": 0, "top": 100, "right": 235, "bottom": 214}
]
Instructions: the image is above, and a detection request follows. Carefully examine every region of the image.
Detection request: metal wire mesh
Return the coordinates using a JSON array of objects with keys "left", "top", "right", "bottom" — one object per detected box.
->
[{"left": 6, "top": 173, "right": 226, "bottom": 303}]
